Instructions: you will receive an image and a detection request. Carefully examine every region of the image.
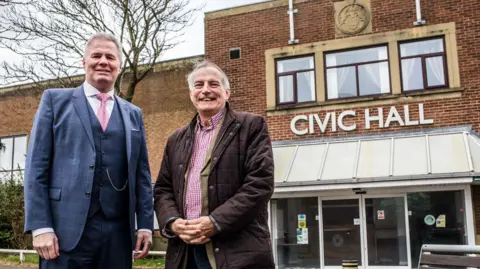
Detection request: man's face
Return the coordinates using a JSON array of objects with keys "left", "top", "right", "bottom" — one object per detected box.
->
[
  {"left": 82, "top": 39, "right": 121, "bottom": 92},
  {"left": 190, "top": 66, "right": 230, "bottom": 117}
]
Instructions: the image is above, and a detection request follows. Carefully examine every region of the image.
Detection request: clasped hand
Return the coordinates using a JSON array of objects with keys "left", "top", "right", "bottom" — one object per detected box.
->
[{"left": 170, "top": 216, "right": 216, "bottom": 245}]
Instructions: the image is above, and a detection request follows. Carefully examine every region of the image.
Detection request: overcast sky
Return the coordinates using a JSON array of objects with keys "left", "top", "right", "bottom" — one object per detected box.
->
[{"left": 0, "top": 0, "right": 268, "bottom": 69}]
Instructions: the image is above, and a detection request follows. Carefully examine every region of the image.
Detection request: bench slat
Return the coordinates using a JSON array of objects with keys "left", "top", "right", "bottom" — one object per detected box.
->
[
  {"left": 421, "top": 254, "right": 480, "bottom": 267},
  {"left": 419, "top": 266, "right": 449, "bottom": 269}
]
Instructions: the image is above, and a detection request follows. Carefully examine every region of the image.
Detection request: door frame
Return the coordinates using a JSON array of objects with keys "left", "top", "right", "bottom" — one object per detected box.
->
[
  {"left": 361, "top": 193, "right": 411, "bottom": 269},
  {"left": 320, "top": 195, "right": 366, "bottom": 269}
]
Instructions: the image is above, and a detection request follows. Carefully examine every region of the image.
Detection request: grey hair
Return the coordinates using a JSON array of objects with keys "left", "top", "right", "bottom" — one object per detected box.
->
[
  {"left": 187, "top": 60, "right": 230, "bottom": 91},
  {"left": 84, "top": 33, "right": 122, "bottom": 62}
]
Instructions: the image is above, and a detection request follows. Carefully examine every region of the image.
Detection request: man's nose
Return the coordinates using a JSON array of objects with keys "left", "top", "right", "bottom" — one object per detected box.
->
[
  {"left": 98, "top": 55, "right": 108, "bottom": 65},
  {"left": 201, "top": 83, "right": 212, "bottom": 92}
]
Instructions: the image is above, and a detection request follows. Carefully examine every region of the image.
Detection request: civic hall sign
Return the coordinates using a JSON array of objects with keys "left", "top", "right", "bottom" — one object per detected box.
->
[{"left": 290, "top": 103, "right": 433, "bottom": 135}]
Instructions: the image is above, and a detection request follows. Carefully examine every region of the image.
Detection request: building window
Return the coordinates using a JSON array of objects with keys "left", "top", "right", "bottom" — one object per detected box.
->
[
  {"left": 276, "top": 55, "right": 316, "bottom": 105},
  {"left": 325, "top": 45, "right": 391, "bottom": 100},
  {"left": 400, "top": 37, "right": 448, "bottom": 91},
  {"left": 0, "top": 135, "right": 27, "bottom": 181}
]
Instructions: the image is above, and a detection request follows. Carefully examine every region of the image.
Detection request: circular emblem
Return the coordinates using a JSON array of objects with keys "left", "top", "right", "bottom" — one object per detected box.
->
[
  {"left": 424, "top": 215, "right": 436, "bottom": 226},
  {"left": 336, "top": 1, "right": 370, "bottom": 35},
  {"left": 332, "top": 234, "right": 344, "bottom": 247}
]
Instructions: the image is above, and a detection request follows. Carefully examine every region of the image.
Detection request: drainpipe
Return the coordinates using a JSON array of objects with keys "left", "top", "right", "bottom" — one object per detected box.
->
[
  {"left": 413, "top": 0, "right": 426, "bottom": 26},
  {"left": 288, "top": 0, "right": 299, "bottom": 44}
]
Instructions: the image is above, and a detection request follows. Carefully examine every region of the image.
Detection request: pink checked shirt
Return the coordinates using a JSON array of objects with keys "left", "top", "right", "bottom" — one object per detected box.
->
[{"left": 184, "top": 109, "right": 225, "bottom": 220}]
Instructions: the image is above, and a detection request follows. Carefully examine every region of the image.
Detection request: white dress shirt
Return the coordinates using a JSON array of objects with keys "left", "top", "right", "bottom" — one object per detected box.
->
[{"left": 33, "top": 82, "right": 151, "bottom": 237}]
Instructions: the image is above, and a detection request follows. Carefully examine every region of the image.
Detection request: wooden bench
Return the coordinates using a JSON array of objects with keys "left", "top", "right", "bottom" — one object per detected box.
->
[{"left": 418, "top": 244, "right": 480, "bottom": 268}]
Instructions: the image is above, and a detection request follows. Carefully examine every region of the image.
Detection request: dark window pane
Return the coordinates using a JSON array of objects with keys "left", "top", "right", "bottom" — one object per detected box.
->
[
  {"left": 0, "top": 138, "right": 13, "bottom": 171},
  {"left": 408, "top": 191, "right": 466, "bottom": 266},
  {"left": 273, "top": 198, "right": 320, "bottom": 268},
  {"left": 400, "top": 38, "right": 444, "bottom": 57},
  {"left": 13, "top": 136, "right": 27, "bottom": 170},
  {"left": 277, "top": 56, "right": 314, "bottom": 73},
  {"left": 401, "top": 58, "right": 423, "bottom": 91},
  {"left": 358, "top": 62, "right": 390, "bottom": 96},
  {"left": 327, "top": 66, "right": 356, "bottom": 99},
  {"left": 323, "top": 199, "right": 362, "bottom": 265},
  {"left": 297, "top": 71, "right": 315, "bottom": 103},
  {"left": 426, "top": 56, "right": 446, "bottom": 87},
  {"left": 326, "top": 46, "right": 388, "bottom": 67},
  {"left": 278, "top": 75, "right": 294, "bottom": 103}
]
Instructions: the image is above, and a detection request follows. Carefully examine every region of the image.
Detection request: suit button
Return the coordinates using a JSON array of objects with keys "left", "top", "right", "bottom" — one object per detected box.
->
[
  {"left": 214, "top": 248, "right": 219, "bottom": 253},
  {"left": 85, "top": 192, "right": 91, "bottom": 197},
  {"left": 179, "top": 164, "right": 183, "bottom": 168},
  {"left": 209, "top": 186, "right": 214, "bottom": 190},
  {"left": 100, "top": 183, "right": 104, "bottom": 187},
  {"left": 101, "top": 135, "right": 107, "bottom": 139},
  {"left": 213, "top": 157, "right": 218, "bottom": 161},
  {"left": 89, "top": 165, "right": 94, "bottom": 169}
]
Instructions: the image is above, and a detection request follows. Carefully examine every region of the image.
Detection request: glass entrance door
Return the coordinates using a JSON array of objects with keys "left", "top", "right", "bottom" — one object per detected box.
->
[
  {"left": 322, "top": 199, "right": 363, "bottom": 268},
  {"left": 321, "top": 196, "right": 410, "bottom": 269},
  {"left": 363, "top": 196, "right": 409, "bottom": 268}
]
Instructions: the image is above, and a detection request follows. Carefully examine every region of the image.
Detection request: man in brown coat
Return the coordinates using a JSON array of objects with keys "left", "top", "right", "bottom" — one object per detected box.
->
[{"left": 154, "top": 60, "right": 275, "bottom": 269}]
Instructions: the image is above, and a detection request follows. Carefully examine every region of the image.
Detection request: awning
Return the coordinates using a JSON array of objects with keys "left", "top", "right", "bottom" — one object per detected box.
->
[{"left": 273, "top": 126, "right": 480, "bottom": 189}]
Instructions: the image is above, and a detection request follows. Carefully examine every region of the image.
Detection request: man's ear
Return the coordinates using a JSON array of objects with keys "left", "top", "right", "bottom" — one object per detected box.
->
[
  {"left": 225, "top": 89, "right": 231, "bottom": 100},
  {"left": 82, "top": 58, "right": 86, "bottom": 68}
]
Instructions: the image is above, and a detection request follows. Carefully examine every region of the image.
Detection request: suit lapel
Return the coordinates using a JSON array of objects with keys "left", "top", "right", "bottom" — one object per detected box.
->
[
  {"left": 116, "top": 96, "right": 132, "bottom": 163},
  {"left": 72, "top": 86, "right": 94, "bottom": 149}
]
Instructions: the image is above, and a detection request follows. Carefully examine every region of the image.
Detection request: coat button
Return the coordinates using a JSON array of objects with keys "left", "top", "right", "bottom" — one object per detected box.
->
[
  {"left": 179, "top": 164, "right": 183, "bottom": 168},
  {"left": 229, "top": 132, "right": 233, "bottom": 136},
  {"left": 85, "top": 191, "right": 91, "bottom": 197},
  {"left": 213, "top": 157, "right": 218, "bottom": 161},
  {"left": 214, "top": 248, "right": 219, "bottom": 253},
  {"left": 209, "top": 186, "right": 214, "bottom": 190},
  {"left": 89, "top": 164, "right": 94, "bottom": 169}
]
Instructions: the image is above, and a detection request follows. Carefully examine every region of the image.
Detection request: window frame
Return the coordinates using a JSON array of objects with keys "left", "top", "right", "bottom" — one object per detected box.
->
[
  {"left": 0, "top": 134, "right": 27, "bottom": 181},
  {"left": 324, "top": 44, "right": 392, "bottom": 101},
  {"left": 275, "top": 54, "right": 317, "bottom": 106},
  {"left": 398, "top": 36, "right": 449, "bottom": 93}
]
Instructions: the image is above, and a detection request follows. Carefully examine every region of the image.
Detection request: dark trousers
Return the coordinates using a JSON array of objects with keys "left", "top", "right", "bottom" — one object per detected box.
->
[
  {"left": 40, "top": 211, "right": 132, "bottom": 269},
  {"left": 186, "top": 245, "right": 213, "bottom": 269}
]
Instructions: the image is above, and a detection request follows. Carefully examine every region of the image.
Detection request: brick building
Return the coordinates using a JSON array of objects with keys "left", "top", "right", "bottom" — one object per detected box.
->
[
  {"left": 204, "top": 0, "right": 480, "bottom": 268},
  {"left": 1, "top": 0, "right": 480, "bottom": 265}
]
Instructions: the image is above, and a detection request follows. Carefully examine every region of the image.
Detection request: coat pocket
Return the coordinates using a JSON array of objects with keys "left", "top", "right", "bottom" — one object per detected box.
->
[{"left": 48, "top": 188, "right": 62, "bottom": 201}]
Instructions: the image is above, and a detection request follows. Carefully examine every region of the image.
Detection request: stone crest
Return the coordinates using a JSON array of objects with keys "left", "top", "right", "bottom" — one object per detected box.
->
[{"left": 335, "top": 0, "right": 371, "bottom": 36}]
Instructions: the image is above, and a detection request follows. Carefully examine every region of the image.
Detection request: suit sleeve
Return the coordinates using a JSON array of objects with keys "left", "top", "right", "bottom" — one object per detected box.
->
[
  {"left": 135, "top": 111, "right": 154, "bottom": 231},
  {"left": 154, "top": 135, "right": 182, "bottom": 238},
  {"left": 24, "top": 90, "right": 55, "bottom": 233},
  {"left": 209, "top": 116, "right": 274, "bottom": 234}
]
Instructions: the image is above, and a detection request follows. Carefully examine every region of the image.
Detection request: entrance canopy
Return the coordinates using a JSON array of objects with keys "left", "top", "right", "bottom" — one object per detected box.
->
[{"left": 273, "top": 126, "right": 480, "bottom": 189}]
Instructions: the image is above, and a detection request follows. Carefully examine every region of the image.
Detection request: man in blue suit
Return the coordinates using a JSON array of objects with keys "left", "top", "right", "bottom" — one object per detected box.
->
[{"left": 24, "top": 33, "right": 154, "bottom": 269}]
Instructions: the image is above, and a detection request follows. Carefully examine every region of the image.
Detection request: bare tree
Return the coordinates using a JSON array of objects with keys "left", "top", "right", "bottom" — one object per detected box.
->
[{"left": 0, "top": 0, "right": 198, "bottom": 102}]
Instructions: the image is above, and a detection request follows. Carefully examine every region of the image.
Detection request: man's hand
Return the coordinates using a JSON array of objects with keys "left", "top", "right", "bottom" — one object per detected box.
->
[
  {"left": 171, "top": 217, "right": 216, "bottom": 245},
  {"left": 134, "top": 231, "right": 153, "bottom": 259},
  {"left": 33, "top": 232, "right": 59, "bottom": 260}
]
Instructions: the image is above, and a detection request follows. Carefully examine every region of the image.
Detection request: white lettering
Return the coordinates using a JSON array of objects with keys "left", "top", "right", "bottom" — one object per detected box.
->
[
  {"left": 404, "top": 105, "right": 419, "bottom": 126},
  {"left": 365, "top": 107, "right": 384, "bottom": 129},
  {"left": 331, "top": 112, "right": 337, "bottom": 132},
  {"left": 338, "top": 110, "right": 356, "bottom": 131},
  {"left": 385, "top": 106, "right": 405, "bottom": 128},
  {"left": 419, "top": 103, "right": 434, "bottom": 124},
  {"left": 310, "top": 113, "right": 332, "bottom": 134},
  {"left": 291, "top": 115, "right": 308, "bottom": 135}
]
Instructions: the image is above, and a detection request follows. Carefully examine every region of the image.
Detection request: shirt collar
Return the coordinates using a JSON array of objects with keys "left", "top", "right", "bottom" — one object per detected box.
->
[
  {"left": 197, "top": 108, "right": 226, "bottom": 130},
  {"left": 83, "top": 81, "right": 115, "bottom": 100}
]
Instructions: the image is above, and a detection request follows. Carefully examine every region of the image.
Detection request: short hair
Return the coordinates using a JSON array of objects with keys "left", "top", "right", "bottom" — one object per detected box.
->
[
  {"left": 187, "top": 60, "right": 230, "bottom": 91},
  {"left": 83, "top": 33, "right": 122, "bottom": 62}
]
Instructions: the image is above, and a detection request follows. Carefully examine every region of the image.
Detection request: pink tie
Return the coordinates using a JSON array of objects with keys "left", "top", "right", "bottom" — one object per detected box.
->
[{"left": 96, "top": 93, "right": 110, "bottom": 131}]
